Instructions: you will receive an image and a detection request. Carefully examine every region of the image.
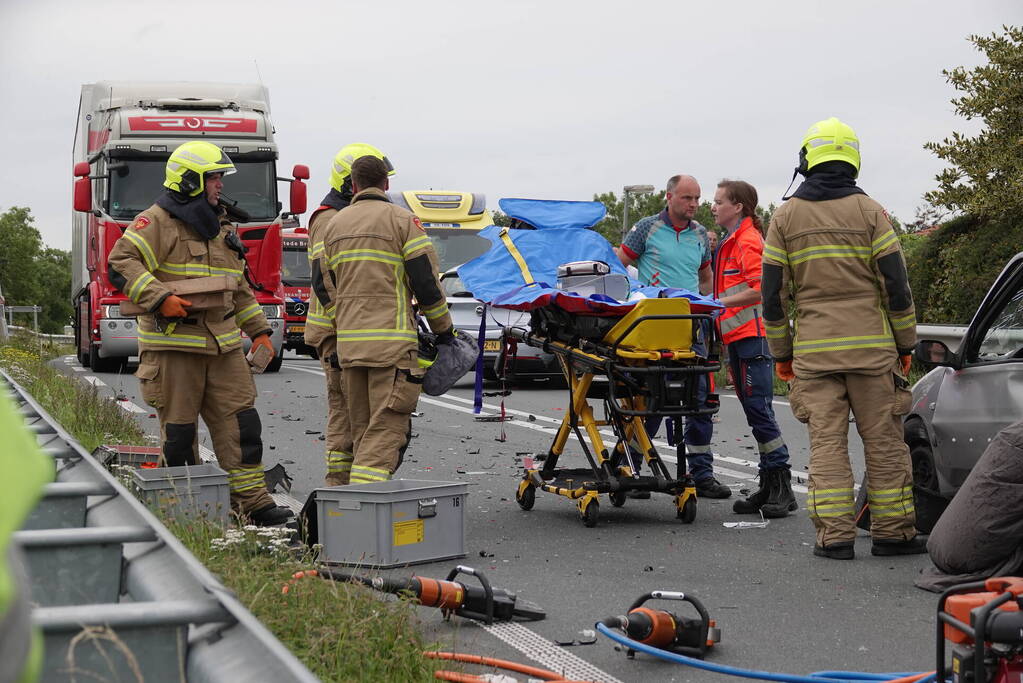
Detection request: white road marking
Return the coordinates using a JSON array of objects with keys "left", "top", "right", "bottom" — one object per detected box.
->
[
  {"left": 282, "top": 362, "right": 808, "bottom": 493},
  {"left": 117, "top": 400, "right": 147, "bottom": 414},
  {"left": 83, "top": 376, "right": 107, "bottom": 387},
  {"left": 477, "top": 621, "right": 623, "bottom": 683},
  {"left": 71, "top": 366, "right": 86, "bottom": 372}
]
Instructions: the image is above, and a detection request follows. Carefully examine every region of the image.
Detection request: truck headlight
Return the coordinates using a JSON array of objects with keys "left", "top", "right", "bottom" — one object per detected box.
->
[{"left": 260, "top": 304, "right": 283, "bottom": 319}]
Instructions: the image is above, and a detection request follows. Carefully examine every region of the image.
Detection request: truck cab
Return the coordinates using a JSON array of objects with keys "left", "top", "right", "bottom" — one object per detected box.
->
[
  {"left": 71, "top": 81, "right": 307, "bottom": 372},
  {"left": 280, "top": 225, "right": 315, "bottom": 357}
]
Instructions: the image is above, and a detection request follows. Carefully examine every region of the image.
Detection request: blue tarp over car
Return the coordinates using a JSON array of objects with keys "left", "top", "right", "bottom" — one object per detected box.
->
[{"left": 498, "top": 198, "right": 607, "bottom": 230}]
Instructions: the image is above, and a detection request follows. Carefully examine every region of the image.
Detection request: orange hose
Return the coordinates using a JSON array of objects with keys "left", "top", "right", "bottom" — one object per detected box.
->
[
  {"left": 424, "top": 651, "right": 594, "bottom": 682},
  {"left": 434, "top": 672, "right": 485, "bottom": 683},
  {"left": 882, "top": 673, "right": 934, "bottom": 683}
]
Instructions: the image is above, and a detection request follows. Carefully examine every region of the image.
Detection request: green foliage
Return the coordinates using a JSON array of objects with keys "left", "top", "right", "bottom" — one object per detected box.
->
[
  {"left": 0, "top": 207, "right": 73, "bottom": 333},
  {"left": 591, "top": 190, "right": 667, "bottom": 244},
  {"left": 491, "top": 209, "right": 512, "bottom": 227},
  {"left": 924, "top": 26, "right": 1023, "bottom": 219},
  {"left": 904, "top": 213, "right": 1023, "bottom": 323}
]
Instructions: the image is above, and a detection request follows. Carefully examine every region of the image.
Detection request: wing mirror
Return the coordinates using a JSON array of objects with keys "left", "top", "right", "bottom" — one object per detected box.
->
[
  {"left": 915, "top": 339, "right": 956, "bottom": 367},
  {"left": 73, "top": 162, "right": 92, "bottom": 213}
]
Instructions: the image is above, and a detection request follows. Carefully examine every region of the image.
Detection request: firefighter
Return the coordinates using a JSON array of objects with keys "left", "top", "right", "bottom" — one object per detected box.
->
[
  {"left": 322, "top": 155, "right": 454, "bottom": 485},
  {"left": 109, "top": 140, "right": 293, "bottom": 526},
  {"left": 0, "top": 392, "right": 52, "bottom": 683},
  {"left": 306, "top": 143, "right": 395, "bottom": 486},
  {"left": 711, "top": 179, "right": 796, "bottom": 518},
  {"left": 762, "top": 117, "right": 923, "bottom": 559}
]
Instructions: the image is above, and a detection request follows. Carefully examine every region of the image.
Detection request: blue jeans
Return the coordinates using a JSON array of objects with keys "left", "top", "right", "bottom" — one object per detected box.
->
[{"left": 727, "top": 336, "right": 789, "bottom": 471}]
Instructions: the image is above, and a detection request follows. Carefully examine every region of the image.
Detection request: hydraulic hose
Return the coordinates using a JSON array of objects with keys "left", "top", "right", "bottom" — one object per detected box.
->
[
  {"left": 595, "top": 623, "right": 931, "bottom": 683},
  {"left": 424, "top": 651, "right": 593, "bottom": 682}
]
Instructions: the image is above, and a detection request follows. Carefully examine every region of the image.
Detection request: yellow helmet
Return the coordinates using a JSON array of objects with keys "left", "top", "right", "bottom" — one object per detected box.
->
[
  {"left": 164, "top": 141, "right": 236, "bottom": 197},
  {"left": 799, "top": 117, "right": 860, "bottom": 177},
  {"left": 330, "top": 143, "right": 394, "bottom": 192}
]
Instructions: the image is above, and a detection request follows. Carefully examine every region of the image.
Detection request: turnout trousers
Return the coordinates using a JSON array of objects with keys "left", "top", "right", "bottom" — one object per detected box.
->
[
  {"left": 727, "top": 336, "right": 789, "bottom": 471},
  {"left": 343, "top": 358, "right": 420, "bottom": 485},
  {"left": 318, "top": 337, "right": 354, "bottom": 486},
  {"left": 136, "top": 348, "right": 275, "bottom": 514},
  {"left": 791, "top": 367, "right": 914, "bottom": 547}
]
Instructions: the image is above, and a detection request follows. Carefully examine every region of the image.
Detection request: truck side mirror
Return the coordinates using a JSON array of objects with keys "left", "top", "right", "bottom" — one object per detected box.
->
[
  {"left": 292, "top": 164, "right": 310, "bottom": 180},
  {"left": 289, "top": 175, "right": 307, "bottom": 216},
  {"left": 73, "top": 177, "right": 93, "bottom": 213},
  {"left": 915, "top": 339, "right": 955, "bottom": 368},
  {"left": 74, "top": 162, "right": 91, "bottom": 178}
]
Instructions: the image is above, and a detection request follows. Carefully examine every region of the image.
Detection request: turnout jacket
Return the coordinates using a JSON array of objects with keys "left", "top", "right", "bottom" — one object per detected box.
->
[
  {"left": 304, "top": 206, "right": 339, "bottom": 349},
  {"left": 323, "top": 187, "right": 453, "bottom": 368},
  {"left": 713, "top": 216, "right": 766, "bottom": 344},
  {"left": 761, "top": 193, "right": 916, "bottom": 377},
  {"left": 108, "top": 204, "right": 272, "bottom": 355}
]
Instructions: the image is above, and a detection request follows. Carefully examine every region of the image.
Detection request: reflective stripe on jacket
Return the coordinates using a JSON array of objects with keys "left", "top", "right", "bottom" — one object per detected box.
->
[
  {"left": 762, "top": 193, "right": 916, "bottom": 377},
  {"left": 303, "top": 206, "right": 338, "bottom": 349},
  {"left": 323, "top": 188, "right": 452, "bottom": 368},
  {"left": 108, "top": 204, "right": 271, "bottom": 355},
  {"left": 713, "top": 216, "right": 765, "bottom": 344}
]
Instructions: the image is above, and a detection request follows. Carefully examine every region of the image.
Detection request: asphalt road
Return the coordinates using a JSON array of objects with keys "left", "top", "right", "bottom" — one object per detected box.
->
[{"left": 57, "top": 351, "right": 940, "bottom": 683}]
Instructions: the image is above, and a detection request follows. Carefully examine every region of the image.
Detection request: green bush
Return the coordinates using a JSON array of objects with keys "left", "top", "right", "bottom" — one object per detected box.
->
[{"left": 905, "top": 213, "right": 1023, "bottom": 324}]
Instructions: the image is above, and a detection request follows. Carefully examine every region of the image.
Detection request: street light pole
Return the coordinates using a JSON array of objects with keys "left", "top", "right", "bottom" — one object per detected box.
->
[{"left": 621, "top": 184, "right": 655, "bottom": 243}]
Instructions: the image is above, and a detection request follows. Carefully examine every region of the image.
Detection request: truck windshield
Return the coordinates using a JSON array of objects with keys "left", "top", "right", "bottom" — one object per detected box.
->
[
  {"left": 107, "top": 159, "right": 279, "bottom": 222},
  {"left": 282, "top": 246, "right": 311, "bottom": 286}
]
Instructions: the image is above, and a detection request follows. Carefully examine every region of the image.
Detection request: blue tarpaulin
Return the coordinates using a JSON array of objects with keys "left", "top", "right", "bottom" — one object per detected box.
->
[
  {"left": 457, "top": 216, "right": 722, "bottom": 316},
  {"left": 498, "top": 198, "right": 607, "bottom": 230}
]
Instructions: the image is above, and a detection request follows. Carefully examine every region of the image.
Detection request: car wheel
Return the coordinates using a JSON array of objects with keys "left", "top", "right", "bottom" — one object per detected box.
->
[{"left": 910, "top": 442, "right": 947, "bottom": 534}]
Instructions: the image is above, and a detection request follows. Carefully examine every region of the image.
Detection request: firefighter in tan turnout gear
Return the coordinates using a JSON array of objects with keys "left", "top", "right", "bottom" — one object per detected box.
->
[
  {"left": 306, "top": 143, "right": 395, "bottom": 486},
  {"left": 322, "top": 155, "right": 453, "bottom": 485},
  {"left": 762, "top": 117, "right": 924, "bottom": 560},
  {"left": 109, "top": 140, "right": 293, "bottom": 526}
]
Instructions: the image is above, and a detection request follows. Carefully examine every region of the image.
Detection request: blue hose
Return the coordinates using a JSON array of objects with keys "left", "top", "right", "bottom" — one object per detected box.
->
[{"left": 594, "top": 623, "right": 931, "bottom": 683}]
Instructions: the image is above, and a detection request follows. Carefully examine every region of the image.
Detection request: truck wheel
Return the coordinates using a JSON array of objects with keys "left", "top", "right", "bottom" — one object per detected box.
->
[
  {"left": 89, "top": 344, "right": 121, "bottom": 373},
  {"left": 265, "top": 354, "right": 284, "bottom": 373}
]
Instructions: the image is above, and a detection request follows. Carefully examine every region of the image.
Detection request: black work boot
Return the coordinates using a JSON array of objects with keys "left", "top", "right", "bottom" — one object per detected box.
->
[
  {"left": 761, "top": 469, "right": 798, "bottom": 518},
  {"left": 813, "top": 542, "right": 855, "bottom": 560},
  {"left": 695, "top": 478, "right": 732, "bottom": 499},
  {"left": 249, "top": 504, "right": 295, "bottom": 527},
  {"left": 871, "top": 536, "right": 928, "bottom": 556},
  {"left": 732, "top": 470, "right": 769, "bottom": 514}
]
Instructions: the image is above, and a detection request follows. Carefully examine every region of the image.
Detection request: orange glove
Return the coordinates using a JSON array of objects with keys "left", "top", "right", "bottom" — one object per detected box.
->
[
  {"left": 159, "top": 294, "right": 192, "bottom": 318},
  {"left": 775, "top": 360, "right": 794, "bottom": 382},
  {"left": 251, "top": 333, "right": 276, "bottom": 359},
  {"left": 900, "top": 354, "right": 912, "bottom": 376}
]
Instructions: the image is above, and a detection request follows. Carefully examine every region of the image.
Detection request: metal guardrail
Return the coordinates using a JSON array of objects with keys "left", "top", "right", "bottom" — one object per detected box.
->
[
  {"left": 7, "top": 324, "right": 73, "bottom": 344},
  {"left": 2, "top": 368, "right": 320, "bottom": 683},
  {"left": 916, "top": 323, "right": 969, "bottom": 350}
]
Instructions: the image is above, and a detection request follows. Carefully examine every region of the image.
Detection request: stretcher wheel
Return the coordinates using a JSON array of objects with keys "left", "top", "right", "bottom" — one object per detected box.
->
[
  {"left": 609, "top": 490, "right": 627, "bottom": 507},
  {"left": 516, "top": 485, "right": 536, "bottom": 511},
  {"left": 678, "top": 497, "right": 697, "bottom": 524},
  {"left": 582, "top": 501, "right": 599, "bottom": 527}
]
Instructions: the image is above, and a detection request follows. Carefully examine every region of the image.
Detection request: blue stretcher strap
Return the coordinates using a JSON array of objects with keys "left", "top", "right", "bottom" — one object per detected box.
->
[{"left": 473, "top": 304, "right": 487, "bottom": 414}]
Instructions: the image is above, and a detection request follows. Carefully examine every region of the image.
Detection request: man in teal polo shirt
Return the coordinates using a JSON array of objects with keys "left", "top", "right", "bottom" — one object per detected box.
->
[{"left": 618, "top": 174, "right": 730, "bottom": 499}]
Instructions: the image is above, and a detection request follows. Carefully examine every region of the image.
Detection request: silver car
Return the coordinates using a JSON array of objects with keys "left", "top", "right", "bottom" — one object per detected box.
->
[{"left": 906, "top": 252, "right": 1023, "bottom": 530}]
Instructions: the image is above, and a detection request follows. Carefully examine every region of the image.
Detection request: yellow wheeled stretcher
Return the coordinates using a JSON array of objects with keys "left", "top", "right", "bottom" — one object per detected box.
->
[{"left": 507, "top": 297, "right": 720, "bottom": 527}]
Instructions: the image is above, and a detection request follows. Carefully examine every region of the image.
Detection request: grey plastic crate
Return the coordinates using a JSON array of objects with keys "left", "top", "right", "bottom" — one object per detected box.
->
[
  {"left": 315, "top": 479, "right": 468, "bottom": 568},
  {"left": 96, "top": 444, "right": 162, "bottom": 469},
  {"left": 132, "top": 463, "right": 230, "bottom": 523}
]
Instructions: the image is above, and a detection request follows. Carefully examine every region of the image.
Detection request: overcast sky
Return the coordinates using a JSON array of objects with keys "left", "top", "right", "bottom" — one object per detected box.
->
[{"left": 0, "top": 0, "right": 1017, "bottom": 251}]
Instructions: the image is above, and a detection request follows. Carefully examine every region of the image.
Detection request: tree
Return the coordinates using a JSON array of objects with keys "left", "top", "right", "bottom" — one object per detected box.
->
[
  {"left": 591, "top": 190, "right": 667, "bottom": 243},
  {"left": 0, "top": 207, "right": 73, "bottom": 334},
  {"left": 491, "top": 209, "right": 513, "bottom": 227},
  {"left": 924, "top": 26, "right": 1023, "bottom": 219}
]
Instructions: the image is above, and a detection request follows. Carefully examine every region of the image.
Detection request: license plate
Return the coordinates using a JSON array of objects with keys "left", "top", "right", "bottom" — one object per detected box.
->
[
  {"left": 290, "top": 325, "right": 305, "bottom": 334},
  {"left": 483, "top": 340, "right": 501, "bottom": 352}
]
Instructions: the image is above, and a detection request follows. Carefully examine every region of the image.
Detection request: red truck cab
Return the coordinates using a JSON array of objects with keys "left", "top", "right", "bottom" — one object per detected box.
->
[{"left": 281, "top": 226, "right": 316, "bottom": 358}]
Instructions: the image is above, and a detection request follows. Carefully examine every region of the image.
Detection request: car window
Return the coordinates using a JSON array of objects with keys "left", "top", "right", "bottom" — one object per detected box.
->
[
  {"left": 426, "top": 228, "right": 490, "bottom": 273},
  {"left": 975, "top": 284, "right": 1023, "bottom": 360},
  {"left": 441, "top": 274, "right": 473, "bottom": 297}
]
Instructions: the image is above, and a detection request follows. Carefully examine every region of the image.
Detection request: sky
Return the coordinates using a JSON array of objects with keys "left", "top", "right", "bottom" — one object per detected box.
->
[{"left": 0, "top": 0, "right": 1017, "bottom": 251}]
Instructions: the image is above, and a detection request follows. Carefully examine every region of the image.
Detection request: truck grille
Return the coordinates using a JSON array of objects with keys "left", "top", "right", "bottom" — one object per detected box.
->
[{"left": 286, "top": 301, "right": 307, "bottom": 317}]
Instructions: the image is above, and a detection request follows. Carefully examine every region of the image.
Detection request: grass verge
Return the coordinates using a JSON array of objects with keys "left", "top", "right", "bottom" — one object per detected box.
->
[
  {"left": 163, "top": 519, "right": 443, "bottom": 682},
  {"left": 0, "top": 333, "right": 143, "bottom": 450},
  {"left": 2, "top": 334, "right": 449, "bottom": 681}
]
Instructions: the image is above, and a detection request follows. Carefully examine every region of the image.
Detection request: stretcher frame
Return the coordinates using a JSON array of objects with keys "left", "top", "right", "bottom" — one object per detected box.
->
[{"left": 506, "top": 299, "right": 721, "bottom": 527}]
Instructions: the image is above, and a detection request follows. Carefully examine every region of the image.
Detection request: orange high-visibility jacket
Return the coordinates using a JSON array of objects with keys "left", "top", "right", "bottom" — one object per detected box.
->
[{"left": 713, "top": 216, "right": 765, "bottom": 344}]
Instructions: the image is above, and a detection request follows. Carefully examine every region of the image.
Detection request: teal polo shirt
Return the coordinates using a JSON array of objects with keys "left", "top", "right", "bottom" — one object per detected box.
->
[{"left": 621, "top": 209, "right": 711, "bottom": 291}]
